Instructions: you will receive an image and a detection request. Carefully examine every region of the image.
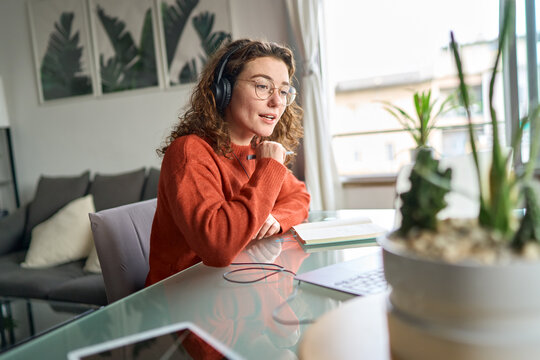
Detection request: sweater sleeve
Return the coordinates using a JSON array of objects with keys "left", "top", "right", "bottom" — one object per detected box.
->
[
  {"left": 160, "top": 141, "right": 288, "bottom": 267},
  {"left": 271, "top": 171, "right": 310, "bottom": 232}
]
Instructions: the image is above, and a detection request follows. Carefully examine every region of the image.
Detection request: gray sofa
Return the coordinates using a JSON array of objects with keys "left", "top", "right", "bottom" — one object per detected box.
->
[{"left": 0, "top": 167, "right": 159, "bottom": 306}]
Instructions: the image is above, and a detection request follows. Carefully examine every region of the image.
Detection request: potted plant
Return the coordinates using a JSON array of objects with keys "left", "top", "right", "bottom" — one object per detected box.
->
[
  {"left": 379, "top": 3, "right": 540, "bottom": 359},
  {"left": 381, "top": 88, "right": 454, "bottom": 159}
]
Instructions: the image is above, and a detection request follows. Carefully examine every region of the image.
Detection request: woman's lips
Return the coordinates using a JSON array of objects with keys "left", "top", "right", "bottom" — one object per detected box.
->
[{"left": 260, "top": 114, "right": 277, "bottom": 124}]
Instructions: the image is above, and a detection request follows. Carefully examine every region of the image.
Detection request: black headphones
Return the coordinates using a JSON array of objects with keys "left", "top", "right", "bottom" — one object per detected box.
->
[{"left": 211, "top": 44, "right": 242, "bottom": 112}]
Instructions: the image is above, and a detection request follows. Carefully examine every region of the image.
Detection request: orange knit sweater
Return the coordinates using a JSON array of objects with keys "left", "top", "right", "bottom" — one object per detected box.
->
[{"left": 145, "top": 135, "right": 310, "bottom": 286}]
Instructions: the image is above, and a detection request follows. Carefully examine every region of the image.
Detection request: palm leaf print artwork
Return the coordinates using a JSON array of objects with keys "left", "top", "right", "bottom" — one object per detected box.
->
[{"left": 40, "top": 12, "right": 92, "bottom": 100}]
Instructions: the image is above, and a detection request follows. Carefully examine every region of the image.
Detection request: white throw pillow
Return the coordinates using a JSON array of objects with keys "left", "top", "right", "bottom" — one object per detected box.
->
[
  {"left": 21, "top": 195, "right": 95, "bottom": 268},
  {"left": 83, "top": 244, "right": 102, "bottom": 273}
]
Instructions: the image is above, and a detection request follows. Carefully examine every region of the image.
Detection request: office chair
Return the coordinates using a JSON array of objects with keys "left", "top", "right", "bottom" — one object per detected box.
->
[{"left": 89, "top": 198, "right": 157, "bottom": 303}]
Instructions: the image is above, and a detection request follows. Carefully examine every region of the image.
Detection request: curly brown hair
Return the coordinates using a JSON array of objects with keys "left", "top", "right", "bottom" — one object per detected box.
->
[{"left": 158, "top": 39, "right": 304, "bottom": 165}]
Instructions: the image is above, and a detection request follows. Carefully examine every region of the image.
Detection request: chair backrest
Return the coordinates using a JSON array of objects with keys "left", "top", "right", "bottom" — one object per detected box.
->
[{"left": 89, "top": 198, "right": 157, "bottom": 303}]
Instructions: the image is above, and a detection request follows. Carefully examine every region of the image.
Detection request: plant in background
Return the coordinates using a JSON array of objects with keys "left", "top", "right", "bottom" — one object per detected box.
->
[{"left": 381, "top": 89, "right": 454, "bottom": 149}]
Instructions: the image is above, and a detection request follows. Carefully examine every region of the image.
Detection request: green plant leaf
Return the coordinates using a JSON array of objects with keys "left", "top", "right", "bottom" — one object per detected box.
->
[
  {"left": 380, "top": 89, "right": 451, "bottom": 148},
  {"left": 450, "top": 31, "right": 484, "bottom": 206},
  {"left": 179, "top": 11, "right": 231, "bottom": 84},
  {"left": 193, "top": 11, "right": 213, "bottom": 42},
  {"left": 131, "top": 8, "right": 158, "bottom": 88},
  {"left": 40, "top": 12, "right": 92, "bottom": 100},
  {"left": 511, "top": 182, "right": 540, "bottom": 249},
  {"left": 96, "top": 6, "right": 138, "bottom": 67},
  {"left": 179, "top": 58, "right": 197, "bottom": 83},
  {"left": 450, "top": 0, "right": 523, "bottom": 239},
  {"left": 97, "top": 6, "right": 158, "bottom": 92},
  {"left": 99, "top": 54, "right": 128, "bottom": 92},
  {"left": 202, "top": 31, "right": 231, "bottom": 60},
  {"left": 161, "top": 0, "right": 199, "bottom": 68},
  {"left": 519, "top": 106, "right": 540, "bottom": 182}
]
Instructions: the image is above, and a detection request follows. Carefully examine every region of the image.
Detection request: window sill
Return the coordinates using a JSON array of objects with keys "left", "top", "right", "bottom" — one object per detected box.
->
[{"left": 340, "top": 174, "right": 397, "bottom": 186}]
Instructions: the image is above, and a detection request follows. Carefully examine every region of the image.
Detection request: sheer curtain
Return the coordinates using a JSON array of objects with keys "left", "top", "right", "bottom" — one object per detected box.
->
[{"left": 286, "top": 0, "right": 342, "bottom": 211}]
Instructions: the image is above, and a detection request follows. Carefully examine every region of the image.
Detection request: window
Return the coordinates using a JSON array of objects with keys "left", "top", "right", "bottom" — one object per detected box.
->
[
  {"left": 323, "top": 0, "right": 505, "bottom": 178},
  {"left": 515, "top": 0, "right": 540, "bottom": 165}
]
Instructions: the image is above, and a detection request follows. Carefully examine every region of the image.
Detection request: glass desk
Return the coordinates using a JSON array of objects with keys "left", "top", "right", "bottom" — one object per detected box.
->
[
  {"left": 0, "top": 298, "right": 98, "bottom": 354},
  {"left": 1, "top": 210, "right": 394, "bottom": 360}
]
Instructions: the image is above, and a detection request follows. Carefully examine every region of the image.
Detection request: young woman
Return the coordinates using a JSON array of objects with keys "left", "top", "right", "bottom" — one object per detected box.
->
[{"left": 145, "top": 39, "right": 310, "bottom": 286}]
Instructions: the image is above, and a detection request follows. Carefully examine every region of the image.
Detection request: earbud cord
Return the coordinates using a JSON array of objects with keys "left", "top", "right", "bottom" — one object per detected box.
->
[
  {"left": 223, "top": 263, "right": 316, "bottom": 325},
  {"left": 232, "top": 152, "right": 250, "bottom": 180}
]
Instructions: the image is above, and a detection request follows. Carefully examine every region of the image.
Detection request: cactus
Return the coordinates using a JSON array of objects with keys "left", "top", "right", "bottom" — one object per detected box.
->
[{"left": 397, "top": 148, "right": 452, "bottom": 236}]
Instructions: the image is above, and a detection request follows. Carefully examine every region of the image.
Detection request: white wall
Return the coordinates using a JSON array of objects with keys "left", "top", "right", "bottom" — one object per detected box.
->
[{"left": 0, "top": 0, "right": 289, "bottom": 206}]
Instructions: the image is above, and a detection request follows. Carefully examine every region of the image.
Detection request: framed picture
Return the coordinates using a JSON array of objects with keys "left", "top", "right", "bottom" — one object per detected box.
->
[
  {"left": 88, "top": 0, "right": 161, "bottom": 94},
  {"left": 28, "top": 0, "right": 95, "bottom": 102},
  {"left": 158, "top": 0, "right": 232, "bottom": 86}
]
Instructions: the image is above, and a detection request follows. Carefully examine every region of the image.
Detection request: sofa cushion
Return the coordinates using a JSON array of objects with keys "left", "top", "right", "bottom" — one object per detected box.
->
[
  {"left": 0, "top": 259, "right": 86, "bottom": 299},
  {"left": 47, "top": 274, "right": 107, "bottom": 306},
  {"left": 141, "top": 167, "right": 160, "bottom": 200},
  {"left": 0, "top": 250, "right": 26, "bottom": 272},
  {"left": 21, "top": 195, "right": 95, "bottom": 269},
  {"left": 23, "top": 171, "right": 90, "bottom": 248},
  {"left": 89, "top": 168, "right": 146, "bottom": 211},
  {"left": 0, "top": 205, "right": 27, "bottom": 254},
  {"left": 83, "top": 246, "right": 101, "bottom": 273}
]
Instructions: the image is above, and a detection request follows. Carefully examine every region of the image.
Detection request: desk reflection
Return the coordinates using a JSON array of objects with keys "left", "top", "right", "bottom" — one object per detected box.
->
[{"left": 187, "top": 237, "right": 308, "bottom": 359}]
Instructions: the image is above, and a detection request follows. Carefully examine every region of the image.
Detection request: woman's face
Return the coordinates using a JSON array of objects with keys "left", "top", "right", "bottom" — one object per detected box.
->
[{"left": 225, "top": 56, "right": 290, "bottom": 145}]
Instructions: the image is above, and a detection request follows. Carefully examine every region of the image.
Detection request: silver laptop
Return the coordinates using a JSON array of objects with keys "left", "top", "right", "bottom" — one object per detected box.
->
[{"left": 294, "top": 248, "right": 387, "bottom": 296}]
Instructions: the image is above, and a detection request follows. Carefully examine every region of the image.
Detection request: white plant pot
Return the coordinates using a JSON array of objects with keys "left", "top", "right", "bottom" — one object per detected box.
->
[{"left": 379, "top": 235, "right": 540, "bottom": 360}]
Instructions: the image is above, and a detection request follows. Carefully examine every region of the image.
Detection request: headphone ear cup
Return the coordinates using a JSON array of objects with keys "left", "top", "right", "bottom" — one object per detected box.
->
[
  {"left": 213, "top": 77, "right": 232, "bottom": 112},
  {"left": 211, "top": 81, "right": 223, "bottom": 110},
  {"left": 212, "top": 44, "right": 242, "bottom": 112},
  {"left": 221, "top": 78, "right": 232, "bottom": 109}
]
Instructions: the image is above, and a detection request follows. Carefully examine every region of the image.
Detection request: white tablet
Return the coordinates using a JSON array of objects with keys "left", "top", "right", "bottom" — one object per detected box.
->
[{"left": 67, "top": 321, "right": 243, "bottom": 360}]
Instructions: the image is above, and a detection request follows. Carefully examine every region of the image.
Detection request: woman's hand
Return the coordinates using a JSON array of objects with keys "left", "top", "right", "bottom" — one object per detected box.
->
[
  {"left": 254, "top": 214, "right": 281, "bottom": 240},
  {"left": 256, "top": 141, "right": 287, "bottom": 164},
  {"left": 245, "top": 237, "right": 282, "bottom": 263}
]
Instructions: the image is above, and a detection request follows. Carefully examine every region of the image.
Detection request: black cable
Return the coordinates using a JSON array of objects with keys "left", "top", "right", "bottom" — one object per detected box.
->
[
  {"left": 232, "top": 152, "right": 251, "bottom": 180},
  {"left": 272, "top": 285, "right": 315, "bottom": 325},
  {"left": 223, "top": 262, "right": 316, "bottom": 325},
  {"left": 223, "top": 262, "right": 296, "bottom": 283}
]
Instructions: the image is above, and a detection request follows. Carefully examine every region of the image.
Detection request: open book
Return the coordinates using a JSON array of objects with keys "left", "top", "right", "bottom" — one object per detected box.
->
[{"left": 292, "top": 216, "right": 387, "bottom": 247}]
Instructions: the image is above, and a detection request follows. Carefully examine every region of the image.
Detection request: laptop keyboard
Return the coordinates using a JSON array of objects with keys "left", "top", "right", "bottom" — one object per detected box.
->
[
  {"left": 333, "top": 268, "right": 387, "bottom": 296},
  {"left": 294, "top": 249, "right": 388, "bottom": 297}
]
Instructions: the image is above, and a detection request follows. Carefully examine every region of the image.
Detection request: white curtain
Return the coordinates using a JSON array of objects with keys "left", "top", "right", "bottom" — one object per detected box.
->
[{"left": 286, "top": 0, "right": 342, "bottom": 210}]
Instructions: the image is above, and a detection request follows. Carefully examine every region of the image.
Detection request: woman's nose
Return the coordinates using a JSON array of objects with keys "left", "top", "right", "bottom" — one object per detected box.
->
[{"left": 267, "top": 89, "right": 284, "bottom": 107}]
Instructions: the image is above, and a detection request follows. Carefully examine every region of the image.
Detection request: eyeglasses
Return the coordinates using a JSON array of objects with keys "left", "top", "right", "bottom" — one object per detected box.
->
[{"left": 237, "top": 78, "right": 297, "bottom": 106}]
